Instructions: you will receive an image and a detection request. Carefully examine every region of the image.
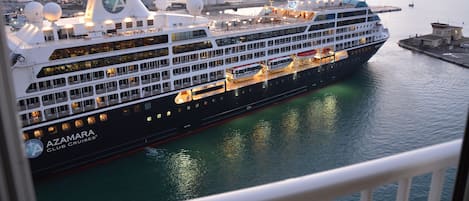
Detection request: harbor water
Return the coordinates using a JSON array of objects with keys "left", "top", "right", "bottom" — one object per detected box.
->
[{"left": 35, "top": 0, "right": 469, "bottom": 200}]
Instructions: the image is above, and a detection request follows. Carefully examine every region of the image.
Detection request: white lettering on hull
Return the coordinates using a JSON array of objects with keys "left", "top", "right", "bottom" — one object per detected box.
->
[{"left": 45, "top": 130, "right": 98, "bottom": 153}]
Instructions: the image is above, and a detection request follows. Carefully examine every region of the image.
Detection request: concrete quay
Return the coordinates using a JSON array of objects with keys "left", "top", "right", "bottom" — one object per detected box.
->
[{"left": 398, "top": 36, "right": 469, "bottom": 68}]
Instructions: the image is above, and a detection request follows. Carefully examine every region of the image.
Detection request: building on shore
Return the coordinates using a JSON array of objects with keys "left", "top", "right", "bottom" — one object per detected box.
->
[{"left": 416, "top": 23, "right": 463, "bottom": 48}]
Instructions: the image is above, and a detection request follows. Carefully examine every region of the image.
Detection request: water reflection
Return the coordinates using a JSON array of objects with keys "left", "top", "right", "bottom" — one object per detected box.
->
[
  {"left": 306, "top": 94, "right": 338, "bottom": 133},
  {"left": 251, "top": 120, "right": 272, "bottom": 153},
  {"left": 166, "top": 150, "right": 204, "bottom": 200},
  {"left": 281, "top": 108, "right": 300, "bottom": 137},
  {"left": 222, "top": 129, "right": 246, "bottom": 161}
]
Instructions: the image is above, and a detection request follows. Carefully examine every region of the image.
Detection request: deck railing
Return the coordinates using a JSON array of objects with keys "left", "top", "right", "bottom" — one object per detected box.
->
[{"left": 192, "top": 139, "right": 461, "bottom": 201}]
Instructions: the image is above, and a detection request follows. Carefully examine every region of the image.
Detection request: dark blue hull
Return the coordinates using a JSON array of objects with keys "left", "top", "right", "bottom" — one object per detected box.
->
[{"left": 26, "top": 42, "right": 384, "bottom": 177}]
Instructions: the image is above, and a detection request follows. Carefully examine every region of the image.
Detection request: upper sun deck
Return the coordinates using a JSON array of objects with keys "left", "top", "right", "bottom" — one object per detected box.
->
[
  {"left": 7, "top": 0, "right": 373, "bottom": 54},
  {"left": 205, "top": 2, "right": 358, "bottom": 36}
]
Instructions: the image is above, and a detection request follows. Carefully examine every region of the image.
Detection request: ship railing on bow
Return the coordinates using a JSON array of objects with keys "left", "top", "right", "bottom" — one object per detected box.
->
[{"left": 192, "top": 139, "right": 461, "bottom": 201}]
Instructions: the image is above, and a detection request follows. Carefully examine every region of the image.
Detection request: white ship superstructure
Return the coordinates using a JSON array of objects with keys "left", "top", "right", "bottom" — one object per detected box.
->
[{"left": 6, "top": 0, "right": 388, "bottom": 175}]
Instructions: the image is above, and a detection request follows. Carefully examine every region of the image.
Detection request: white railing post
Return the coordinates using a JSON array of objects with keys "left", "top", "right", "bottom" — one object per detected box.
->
[
  {"left": 396, "top": 178, "right": 412, "bottom": 201},
  {"left": 428, "top": 169, "right": 445, "bottom": 201},
  {"left": 360, "top": 189, "right": 373, "bottom": 201}
]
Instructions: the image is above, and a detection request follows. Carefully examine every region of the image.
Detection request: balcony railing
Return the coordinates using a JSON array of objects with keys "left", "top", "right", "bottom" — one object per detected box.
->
[{"left": 192, "top": 139, "right": 461, "bottom": 201}]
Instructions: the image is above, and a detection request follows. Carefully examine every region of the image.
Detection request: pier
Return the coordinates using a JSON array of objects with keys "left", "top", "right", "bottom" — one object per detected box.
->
[{"left": 398, "top": 23, "right": 469, "bottom": 68}]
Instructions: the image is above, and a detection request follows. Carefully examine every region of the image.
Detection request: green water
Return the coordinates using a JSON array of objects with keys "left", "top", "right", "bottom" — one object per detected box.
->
[{"left": 35, "top": 0, "right": 469, "bottom": 200}]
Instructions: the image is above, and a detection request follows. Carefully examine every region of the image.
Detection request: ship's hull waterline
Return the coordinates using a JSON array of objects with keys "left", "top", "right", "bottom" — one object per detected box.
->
[{"left": 27, "top": 42, "right": 383, "bottom": 177}]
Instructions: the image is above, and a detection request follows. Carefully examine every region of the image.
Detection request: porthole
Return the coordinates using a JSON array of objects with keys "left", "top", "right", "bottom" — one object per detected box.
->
[
  {"left": 23, "top": 133, "right": 29, "bottom": 140},
  {"left": 62, "top": 123, "right": 71, "bottom": 131},
  {"left": 48, "top": 126, "right": 57, "bottom": 134},
  {"left": 87, "top": 116, "right": 96, "bottom": 125},
  {"left": 34, "top": 130, "right": 43, "bottom": 138},
  {"left": 99, "top": 114, "right": 108, "bottom": 121},
  {"left": 75, "top": 120, "right": 84, "bottom": 128}
]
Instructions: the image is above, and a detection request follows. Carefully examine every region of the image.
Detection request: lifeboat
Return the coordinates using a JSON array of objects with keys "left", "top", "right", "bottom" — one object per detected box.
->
[
  {"left": 267, "top": 56, "right": 293, "bottom": 72},
  {"left": 227, "top": 63, "right": 263, "bottom": 82},
  {"left": 297, "top": 49, "right": 317, "bottom": 58}
]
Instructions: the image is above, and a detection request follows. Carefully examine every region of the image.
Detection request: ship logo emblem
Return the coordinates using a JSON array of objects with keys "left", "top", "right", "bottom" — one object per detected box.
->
[
  {"left": 24, "top": 139, "right": 44, "bottom": 159},
  {"left": 103, "top": 0, "right": 126, "bottom": 14}
]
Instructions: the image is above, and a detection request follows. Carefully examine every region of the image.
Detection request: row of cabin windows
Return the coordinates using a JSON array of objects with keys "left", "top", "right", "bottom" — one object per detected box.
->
[
  {"left": 225, "top": 56, "right": 239, "bottom": 65},
  {"left": 173, "top": 54, "right": 198, "bottom": 65},
  {"left": 192, "top": 63, "right": 208, "bottom": 72},
  {"left": 173, "top": 66, "right": 191, "bottom": 76},
  {"left": 70, "top": 99, "right": 96, "bottom": 114},
  {"left": 292, "top": 34, "right": 308, "bottom": 42},
  {"left": 141, "top": 82, "right": 171, "bottom": 97},
  {"left": 24, "top": 114, "right": 108, "bottom": 139},
  {"left": 199, "top": 49, "right": 224, "bottom": 59},
  {"left": 335, "top": 30, "right": 370, "bottom": 41},
  {"left": 68, "top": 71, "right": 105, "bottom": 85},
  {"left": 335, "top": 39, "right": 365, "bottom": 51},
  {"left": 171, "top": 30, "right": 207, "bottom": 42},
  {"left": 309, "top": 22, "right": 335, "bottom": 31},
  {"left": 240, "top": 53, "right": 254, "bottom": 61},
  {"left": 38, "top": 48, "right": 169, "bottom": 78},
  {"left": 26, "top": 78, "right": 66, "bottom": 93},
  {"left": 172, "top": 41, "right": 213, "bottom": 54},
  {"left": 141, "top": 72, "right": 163, "bottom": 84},
  {"left": 269, "top": 37, "right": 292, "bottom": 46},
  {"left": 140, "top": 59, "right": 169, "bottom": 71},
  {"left": 336, "top": 37, "right": 374, "bottom": 51},
  {"left": 225, "top": 45, "right": 247, "bottom": 54},
  {"left": 20, "top": 68, "right": 169, "bottom": 111},
  {"left": 18, "top": 91, "right": 68, "bottom": 111},
  {"left": 209, "top": 59, "right": 224, "bottom": 68},
  {"left": 173, "top": 69, "right": 223, "bottom": 90},
  {"left": 337, "top": 10, "right": 367, "bottom": 18},
  {"left": 216, "top": 26, "right": 307, "bottom": 46},
  {"left": 337, "top": 18, "right": 367, "bottom": 27},
  {"left": 49, "top": 34, "right": 168, "bottom": 60},
  {"left": 21, "top": 75, "right": 174, "bottom": 125},
  {"left": 314, "top": 13, "right": 336, "bottom": 21},
  {"left": 20, "top": 105, "right": 70, "bottom": 126},
  {"left": 105, "top": 65, "right": 139, "bottom": 78},
  {"left": 43, "top": 30, "right": 86, "bottom": 42}
]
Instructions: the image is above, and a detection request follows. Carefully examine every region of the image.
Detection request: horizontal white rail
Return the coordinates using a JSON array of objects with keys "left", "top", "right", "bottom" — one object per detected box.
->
[{"left": 192, "top": 139, "right": 462, "bottom": 201}]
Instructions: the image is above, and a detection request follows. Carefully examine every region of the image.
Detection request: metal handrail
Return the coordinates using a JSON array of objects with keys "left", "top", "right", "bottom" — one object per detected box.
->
[{"left": 192, "top": 140, "right": 462, "bottom": 201}]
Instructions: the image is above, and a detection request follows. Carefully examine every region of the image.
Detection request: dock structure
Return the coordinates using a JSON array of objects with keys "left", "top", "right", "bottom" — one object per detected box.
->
[{"left": 398, "top": 23, "right": 469, "bottom": 68}]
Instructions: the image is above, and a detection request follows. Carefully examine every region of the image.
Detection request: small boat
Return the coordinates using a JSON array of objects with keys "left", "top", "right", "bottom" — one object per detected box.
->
[
  {"left": 408, "top": 2, "right": 414, "bottom": 7},
  {"left": 227, "top": 63, "right": 263, "bottom": 82},
  {"left": 267, "top": 56, "right": 293, "bottom": 72},
  {"left": 297, "top": 49, "right": 317, "bottom": 58}
]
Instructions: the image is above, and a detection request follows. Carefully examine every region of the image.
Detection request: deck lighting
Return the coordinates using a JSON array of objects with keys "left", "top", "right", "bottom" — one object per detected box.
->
[
  {"left": 85, "top": 22, "right": 94, "bottom": 27},
  {"left": 42, "top": 26, "right": 53, "bottom": 31}
]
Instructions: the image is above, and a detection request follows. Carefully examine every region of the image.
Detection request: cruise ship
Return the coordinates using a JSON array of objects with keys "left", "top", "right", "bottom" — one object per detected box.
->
[{"left": 7, "top": 0, "right": 388, "bottom": 176}]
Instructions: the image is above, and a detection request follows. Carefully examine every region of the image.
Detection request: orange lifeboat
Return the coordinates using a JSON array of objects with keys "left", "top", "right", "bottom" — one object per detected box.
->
[{"left": 297, "top": 49, "right": 317, "bottom": 58}]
